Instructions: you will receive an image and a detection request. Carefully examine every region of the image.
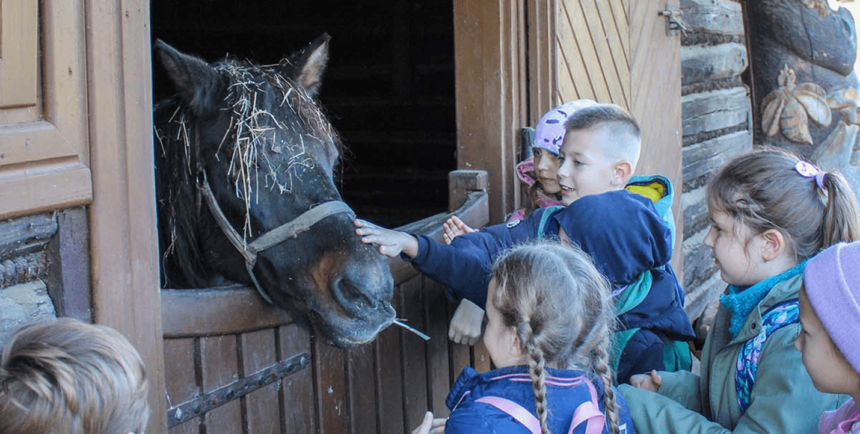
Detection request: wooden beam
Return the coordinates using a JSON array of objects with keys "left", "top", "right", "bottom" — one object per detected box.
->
[
  {"left": 453, "top": 0, "right": 527, "bottom": 224},
  {"left": 84, "top": 0, "right": 166, "bottom": 432},
  {"left": 161, "top": 287, "right": 294, "bottom": 339}
]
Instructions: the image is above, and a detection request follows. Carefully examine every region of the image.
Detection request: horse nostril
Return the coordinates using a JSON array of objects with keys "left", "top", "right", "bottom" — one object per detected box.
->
[{"left": 332, "top": 275, "right": 374, "bottom": 317}]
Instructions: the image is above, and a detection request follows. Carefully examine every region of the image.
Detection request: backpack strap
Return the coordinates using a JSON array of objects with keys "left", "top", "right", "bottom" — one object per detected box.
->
[
  {"left": 734, "top": 298, "right": 799, "bottom": 414},
  {"left": 568, "top": 378, "right": 606, "bottom": 434},
  {"left": 475, "top": 378, "right": 607, "bottom": 434},
  {"left": 536, "top": 206, "right": 565, "bottom": 239},
  {"left": 475, "top": 396, "right": 541, "bottom": 434}
]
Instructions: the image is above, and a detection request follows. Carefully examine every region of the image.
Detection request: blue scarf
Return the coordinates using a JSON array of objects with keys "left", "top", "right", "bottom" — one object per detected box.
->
[{"left": 720, "top": 260, "right": 808, "bottom": 339}]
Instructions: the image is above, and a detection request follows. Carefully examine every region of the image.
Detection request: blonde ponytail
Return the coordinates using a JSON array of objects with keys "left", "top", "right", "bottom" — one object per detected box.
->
[{"left": 820, "top": 170, "right": 860, "bottom": 248}]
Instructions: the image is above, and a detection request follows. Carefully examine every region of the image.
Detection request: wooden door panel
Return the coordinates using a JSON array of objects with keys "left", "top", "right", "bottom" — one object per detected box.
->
[
  {"left": 557, "top": 1, "right": 609, "bottom": 102},
  {"left": 556, "top": 0, "right": 630, "bottom": 108},
  {"left": 0, "top": 0, "right": 91, "bottom": 219},
  {"left": 595, "top": 0, "right": 631, "bottom": 106},
  {"left": 0, "top": 0, "right": 38, "bottom": 108},
  {"left": 629, "top": 0, "right": 684, "bottom": 276},
  {"left": 240, "top": 330, "right": 281, "bottom": 434}
]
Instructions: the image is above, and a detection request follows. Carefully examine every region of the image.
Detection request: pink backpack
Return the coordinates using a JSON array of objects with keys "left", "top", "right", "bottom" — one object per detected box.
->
[{"left": 474, "top": 378, "right": 627, "bottom": 434}]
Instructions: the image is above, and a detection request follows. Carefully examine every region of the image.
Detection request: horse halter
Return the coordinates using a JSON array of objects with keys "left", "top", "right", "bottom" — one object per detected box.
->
[{"left": 196, "top": 171, "right": 355, "bottom": 304}]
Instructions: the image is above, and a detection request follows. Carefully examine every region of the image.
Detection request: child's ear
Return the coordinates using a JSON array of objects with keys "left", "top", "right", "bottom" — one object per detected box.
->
[
  {"left": 510, "top": 329, "right": 524, "bottom": 357},
  {"left": 612, "top": 160, "right": 634, "bottom": 186},
  {"left": 760, "top": 229, "right": 787, "bottom": 261}
]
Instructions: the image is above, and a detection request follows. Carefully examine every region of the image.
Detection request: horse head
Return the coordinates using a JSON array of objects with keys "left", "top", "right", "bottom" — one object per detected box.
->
[{"left": 153, "top": 36, "right": 395, "bottom": 348}]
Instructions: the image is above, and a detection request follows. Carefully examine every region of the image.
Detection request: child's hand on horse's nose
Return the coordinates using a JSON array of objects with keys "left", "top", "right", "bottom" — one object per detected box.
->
[
  {"left": 354, "top": 219, "right": 377, "bottom": 234},
  {"left": 354, "top": 220, "right": 377, "bottom": 239},
  {"left": 354, "top": 220, "right": 396, "bottom": 253}
]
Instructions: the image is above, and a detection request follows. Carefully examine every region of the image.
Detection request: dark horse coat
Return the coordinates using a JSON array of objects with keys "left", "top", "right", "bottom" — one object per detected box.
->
[{"left": 152, "top": 37, "right": 394, "bottom": 348}]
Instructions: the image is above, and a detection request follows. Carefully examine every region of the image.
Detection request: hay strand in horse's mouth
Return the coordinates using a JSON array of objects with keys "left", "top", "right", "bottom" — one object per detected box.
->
[{"left": 393, "top": 319, "right": 430, "bottom": 341}]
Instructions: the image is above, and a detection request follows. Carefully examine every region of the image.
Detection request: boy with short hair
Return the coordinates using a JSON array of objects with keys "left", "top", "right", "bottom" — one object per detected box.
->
[
  {"left": 0, "top": 318, "right": 150, "bottom": 434},
  {"left": 356, "top": 103, "right": 694, "bottom": 383}
]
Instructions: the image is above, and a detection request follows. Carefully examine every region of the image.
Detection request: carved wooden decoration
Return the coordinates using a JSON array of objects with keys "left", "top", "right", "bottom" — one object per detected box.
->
[
  {"left": 761, "top": 65, "right": 831, "bottom": 145},
  {"left": 827, "top": 87, "right": 860, "bottom": 126},
  {"left": 748, "top": 0, "right": 860, "bottom": 201}
]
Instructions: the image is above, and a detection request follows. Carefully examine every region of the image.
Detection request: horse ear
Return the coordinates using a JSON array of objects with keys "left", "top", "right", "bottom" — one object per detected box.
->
[
  {"left": 289, "top": 34, "right": 330, "bottom": 97},
  {"left": 154, "top": 40, "right": 220, "bottom": 115}
]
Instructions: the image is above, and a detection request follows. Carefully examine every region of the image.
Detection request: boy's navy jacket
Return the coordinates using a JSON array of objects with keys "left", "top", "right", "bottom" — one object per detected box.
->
[
  {"left": 408, "top": 176, "right": 695, "bottom": 382},
  {"left": 444, "top": 365, "right": 636, "bottom": 433}
]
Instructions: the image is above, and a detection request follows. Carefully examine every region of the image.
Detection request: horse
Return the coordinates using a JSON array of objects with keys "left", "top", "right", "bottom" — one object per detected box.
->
[{"left": 152, "top": 35, "right": 395, "bottom": 349}]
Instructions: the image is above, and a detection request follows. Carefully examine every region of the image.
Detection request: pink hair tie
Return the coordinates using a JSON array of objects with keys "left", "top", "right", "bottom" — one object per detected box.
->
[{"left": 795, "top": 161, "right": 827, "bottom": 190}]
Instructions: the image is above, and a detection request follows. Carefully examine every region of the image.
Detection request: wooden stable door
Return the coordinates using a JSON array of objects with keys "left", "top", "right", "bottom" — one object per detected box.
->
[
  {"left": 530, "top": 0, "right": 684, "bottom": 274},
  {"left": 0, "top": 1, "right": 165, "bottom": 432},
  {"left": 456, "top": 0, "right": 683, "bottom": 273},
  {"left": 0, "top": 1, "right": 92, "bottom": 218}
]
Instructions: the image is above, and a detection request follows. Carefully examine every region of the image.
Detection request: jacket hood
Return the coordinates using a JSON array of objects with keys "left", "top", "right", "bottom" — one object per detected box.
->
[
  {"left": 628, "top": 174, "right": 676, "bottom": 246},
  {"left": 553, "top": 187, "right": 673, "bottom": 288},
  {"left": 553, "top": 175, "right": 693, "bottom": 340}
]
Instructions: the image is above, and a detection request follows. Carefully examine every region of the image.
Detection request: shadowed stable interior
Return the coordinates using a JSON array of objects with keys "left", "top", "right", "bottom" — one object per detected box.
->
[{"left": 151, "top": 0, "right": 456, "bottom": 229}]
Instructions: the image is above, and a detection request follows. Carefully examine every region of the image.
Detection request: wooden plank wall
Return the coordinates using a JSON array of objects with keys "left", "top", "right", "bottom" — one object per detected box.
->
[{"left": 161, "top": 275, "right": 487, "bottom": 434}]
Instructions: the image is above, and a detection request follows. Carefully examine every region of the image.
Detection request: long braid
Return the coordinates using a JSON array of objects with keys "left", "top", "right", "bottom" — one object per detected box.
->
[
  {"left": 524, "top": 326, "right": 550, "bottom": 434},
  {"left": 591, "top": 333, "right": 620, "bottom": 434},
  {"left": 573, "top": 278, "right": 620, "bottom": 434}
]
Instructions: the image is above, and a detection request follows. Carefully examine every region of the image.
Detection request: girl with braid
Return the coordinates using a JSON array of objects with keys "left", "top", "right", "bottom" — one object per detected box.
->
[{"left": 412, "top": 240, "right": 635, "bottom": 434}]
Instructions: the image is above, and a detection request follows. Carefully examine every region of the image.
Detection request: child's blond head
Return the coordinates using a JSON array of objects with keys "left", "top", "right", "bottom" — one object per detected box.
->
[
  {"left": 0, "top": 318, "right": 149, "bottom": 434},
  {"left": 491, "top": 240, "right": 620, "bottom": 434},
  {"left": 563, "top": 103, "right": 641, "bottom": 171}
]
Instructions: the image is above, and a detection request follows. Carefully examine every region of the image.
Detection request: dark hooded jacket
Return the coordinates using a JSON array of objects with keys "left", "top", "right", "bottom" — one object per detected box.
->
[{"left": 409, "top": 176, "right": 695, "bottom": 383}]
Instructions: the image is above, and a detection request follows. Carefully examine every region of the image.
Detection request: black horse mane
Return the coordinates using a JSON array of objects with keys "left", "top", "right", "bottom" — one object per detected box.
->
[{"left": 154, "top": 58, "right": 343, "bottom": 289}]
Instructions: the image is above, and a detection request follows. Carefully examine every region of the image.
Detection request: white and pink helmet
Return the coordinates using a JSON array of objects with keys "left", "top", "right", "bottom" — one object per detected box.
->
[{"left": 531, "top": 99, "right": 597, "bottom": 156}]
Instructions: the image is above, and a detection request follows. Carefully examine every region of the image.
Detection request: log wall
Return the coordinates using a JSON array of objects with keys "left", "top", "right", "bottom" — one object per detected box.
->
[
  {"left": 679, "top": 0, "right": 752, "bottom": 320},
  {"left": 0, "top": 209, "right": 91, "bottom": 346}
]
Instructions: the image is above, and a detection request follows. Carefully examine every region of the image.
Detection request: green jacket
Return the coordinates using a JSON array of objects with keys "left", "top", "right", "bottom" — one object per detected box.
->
[{"left": 619, "top": 273, "right": 849, "bottom": 433}]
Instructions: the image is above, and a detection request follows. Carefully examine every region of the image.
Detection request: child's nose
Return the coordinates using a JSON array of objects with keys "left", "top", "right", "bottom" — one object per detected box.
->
[{"left": 703, "top": 227, "right": 716, "bottom": 247}]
